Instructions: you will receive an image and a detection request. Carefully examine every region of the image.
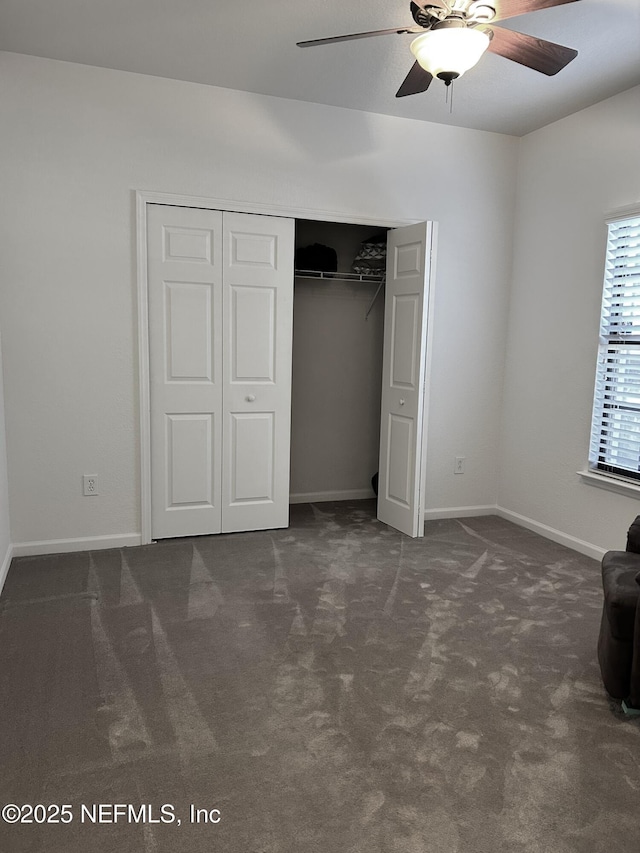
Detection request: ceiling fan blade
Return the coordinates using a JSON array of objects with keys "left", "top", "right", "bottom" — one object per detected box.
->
[
  {"left": 491, "top": 0, "right": 582, "bottom": 24},
  {"left": 485, "top": 25, "right": 578, "bottom": 75},
  {"left": 396, "top": 61, "right": 434, "bottom": 98},
  {"left": 297, "top": 26, "right": 421, "bottom": 48}
]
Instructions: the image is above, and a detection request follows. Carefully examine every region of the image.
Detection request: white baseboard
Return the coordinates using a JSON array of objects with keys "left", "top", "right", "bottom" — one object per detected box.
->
[
  {"left": 495, "top": 506, "right": 605, "bottom": 561},
  {"left": 0, "top": 543, "right": 14, "bottom": 598},
  {"left": 423, "top": 504, "right": 604, "bottom": 561},
  {"left": 11, "top": 533, "right": 142, "bottom": 559},
  {"left": 290, "top": 489, "right": 374, "bottom": 505},
  {"left": 424, "top": 505, "right": 497, "bottom": 520}
]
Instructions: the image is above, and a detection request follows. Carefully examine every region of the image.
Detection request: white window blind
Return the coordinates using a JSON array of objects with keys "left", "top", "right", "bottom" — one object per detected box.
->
[{"left": 589, "top": 213, "right": 640, "bottom": 480}]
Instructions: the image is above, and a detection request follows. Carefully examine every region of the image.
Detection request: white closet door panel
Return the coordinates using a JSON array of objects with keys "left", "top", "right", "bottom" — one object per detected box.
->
[
  {"left": 166, "top": 414, "right": 215, "bottom": 505},
  {"left": 391, "top": 294, "right": 420, "bottom": 388},
  {"left": 148, "top": 204, "right": 223, "bottom": 538},
  {"left": 386, "top": 414, "right": 413, "bottom": 507},
  {"left": 165, "top": 281, "right": 214, "bottom": 381},
  {"left": 229, "top": 412, "right": 275, "bottom": 502},
  {"left": 230, "top": 285, "right": 276, "bottom": 382},
  {"left": 222, "top": 212, "right": 294, "bottom": 533},
  {"left": 377, "top": 222, "right": 434, "bottom": 538}
]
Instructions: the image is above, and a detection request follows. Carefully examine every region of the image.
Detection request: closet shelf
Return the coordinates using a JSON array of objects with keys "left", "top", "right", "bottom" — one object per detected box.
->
[{"left": 295, "top": 269, "right": 385, "bottom": 284}]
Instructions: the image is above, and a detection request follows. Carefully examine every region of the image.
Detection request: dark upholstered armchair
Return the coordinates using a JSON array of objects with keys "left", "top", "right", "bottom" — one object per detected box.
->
[{"left": 598, "top": 516, "right": 640, "bottom": 715}]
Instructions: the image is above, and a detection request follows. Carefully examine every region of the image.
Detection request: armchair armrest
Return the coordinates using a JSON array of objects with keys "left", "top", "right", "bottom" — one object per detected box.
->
[{"left": 626, "top": 515, "right": 640, "bottom": 554}]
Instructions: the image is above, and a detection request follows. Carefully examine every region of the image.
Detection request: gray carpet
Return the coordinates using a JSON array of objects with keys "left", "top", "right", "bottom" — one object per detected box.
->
[{"left": 0, "top": 502, "right": 638, "bottom": 852}]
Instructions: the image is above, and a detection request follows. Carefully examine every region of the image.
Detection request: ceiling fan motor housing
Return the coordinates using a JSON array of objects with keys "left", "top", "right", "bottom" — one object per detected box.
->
[
  {"left": 432, "top": 18, "right": 469, "bottom": 30},
  {"left": 412, "top": 1, "right": 497, "bottom": 28}
]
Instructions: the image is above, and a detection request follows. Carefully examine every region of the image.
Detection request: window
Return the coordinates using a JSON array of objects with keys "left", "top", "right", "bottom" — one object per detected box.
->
[{"left": 589, "top": 211, "right": 640, "bottom": 481}]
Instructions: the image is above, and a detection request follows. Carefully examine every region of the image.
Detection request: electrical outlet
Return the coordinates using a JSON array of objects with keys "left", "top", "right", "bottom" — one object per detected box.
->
[
  {"left": 83, "top": 475, "right": 99, "bottom": 496},
  {"left": 454, "top": 456, "right": 465, "bottom": 474}
]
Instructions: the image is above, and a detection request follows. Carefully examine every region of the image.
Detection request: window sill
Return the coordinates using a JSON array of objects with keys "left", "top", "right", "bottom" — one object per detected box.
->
[{"left": 578, "top": 469, "right": 640, "bottom": 498}]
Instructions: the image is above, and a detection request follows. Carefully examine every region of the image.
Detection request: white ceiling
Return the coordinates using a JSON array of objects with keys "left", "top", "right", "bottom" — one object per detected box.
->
[{"left": 1, "top": 0, "right": 639, "bottom": 136}]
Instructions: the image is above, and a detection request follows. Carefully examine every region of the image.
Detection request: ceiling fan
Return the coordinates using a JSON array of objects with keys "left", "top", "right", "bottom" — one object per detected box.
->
[{"left": 297, "top": 0, "right": 581, "bottom": 98}]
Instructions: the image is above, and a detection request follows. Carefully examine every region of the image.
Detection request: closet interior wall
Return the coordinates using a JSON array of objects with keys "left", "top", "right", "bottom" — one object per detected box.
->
[{"left": 290, "top": 220, "right": 388, "bottom": 504}]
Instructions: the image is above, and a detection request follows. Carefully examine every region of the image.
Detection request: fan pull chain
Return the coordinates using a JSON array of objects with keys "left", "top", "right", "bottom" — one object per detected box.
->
[{"left": 444, "top": 79, "right": 454, "bottom": 113}]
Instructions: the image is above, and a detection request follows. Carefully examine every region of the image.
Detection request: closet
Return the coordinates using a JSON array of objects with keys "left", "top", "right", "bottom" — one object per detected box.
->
[
  {"left": 290, "top": 220, "right": 389, "bottom": 504},
  {"left": 143, "top": 196, "right": 435, "bottom": 541}
]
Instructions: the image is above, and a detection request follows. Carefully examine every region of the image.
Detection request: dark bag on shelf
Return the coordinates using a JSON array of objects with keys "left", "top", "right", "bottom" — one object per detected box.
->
[{"left": 295, "top": 243, "right": 338, "bottom": 272}]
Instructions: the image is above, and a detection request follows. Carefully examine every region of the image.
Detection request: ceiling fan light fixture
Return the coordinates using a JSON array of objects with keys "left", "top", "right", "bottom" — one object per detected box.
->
[{"left": 410, "top": 27, "right": 491, "bottom": 81}]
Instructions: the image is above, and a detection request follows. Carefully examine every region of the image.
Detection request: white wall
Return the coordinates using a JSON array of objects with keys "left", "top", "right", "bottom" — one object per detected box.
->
[
  {"left": 0, "top": 51, "right": 517, "bottom": 548},
  {"left": 0, "top": 329, "right": 12, "bottom": 584},
  {"left": 290, "top": 276, "right": 385, "bottom": 501},
  {"left": 499, "top": 85, "right": 640, "bottom": 554}
]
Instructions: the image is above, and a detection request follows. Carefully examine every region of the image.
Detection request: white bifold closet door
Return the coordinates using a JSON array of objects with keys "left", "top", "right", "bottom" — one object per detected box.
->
[
  {"left": 377, "top": 221, "right": 435, "bottom": 538},
  {"left": 147, "top": 204, "right": 294, "bottom": 539}
]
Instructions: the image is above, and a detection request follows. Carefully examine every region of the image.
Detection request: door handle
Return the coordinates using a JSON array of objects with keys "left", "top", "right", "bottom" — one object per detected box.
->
[
  {"left": 246, "top": 395, "right": 256, "bottom": 402},
  {"left": 399, "top": 398, "right": 405, "bottom": 406}
]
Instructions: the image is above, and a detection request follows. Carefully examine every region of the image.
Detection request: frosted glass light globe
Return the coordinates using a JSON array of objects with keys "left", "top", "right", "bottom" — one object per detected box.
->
[{"left": 410, "top": 28, "right": 491, "bottom": 80}]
